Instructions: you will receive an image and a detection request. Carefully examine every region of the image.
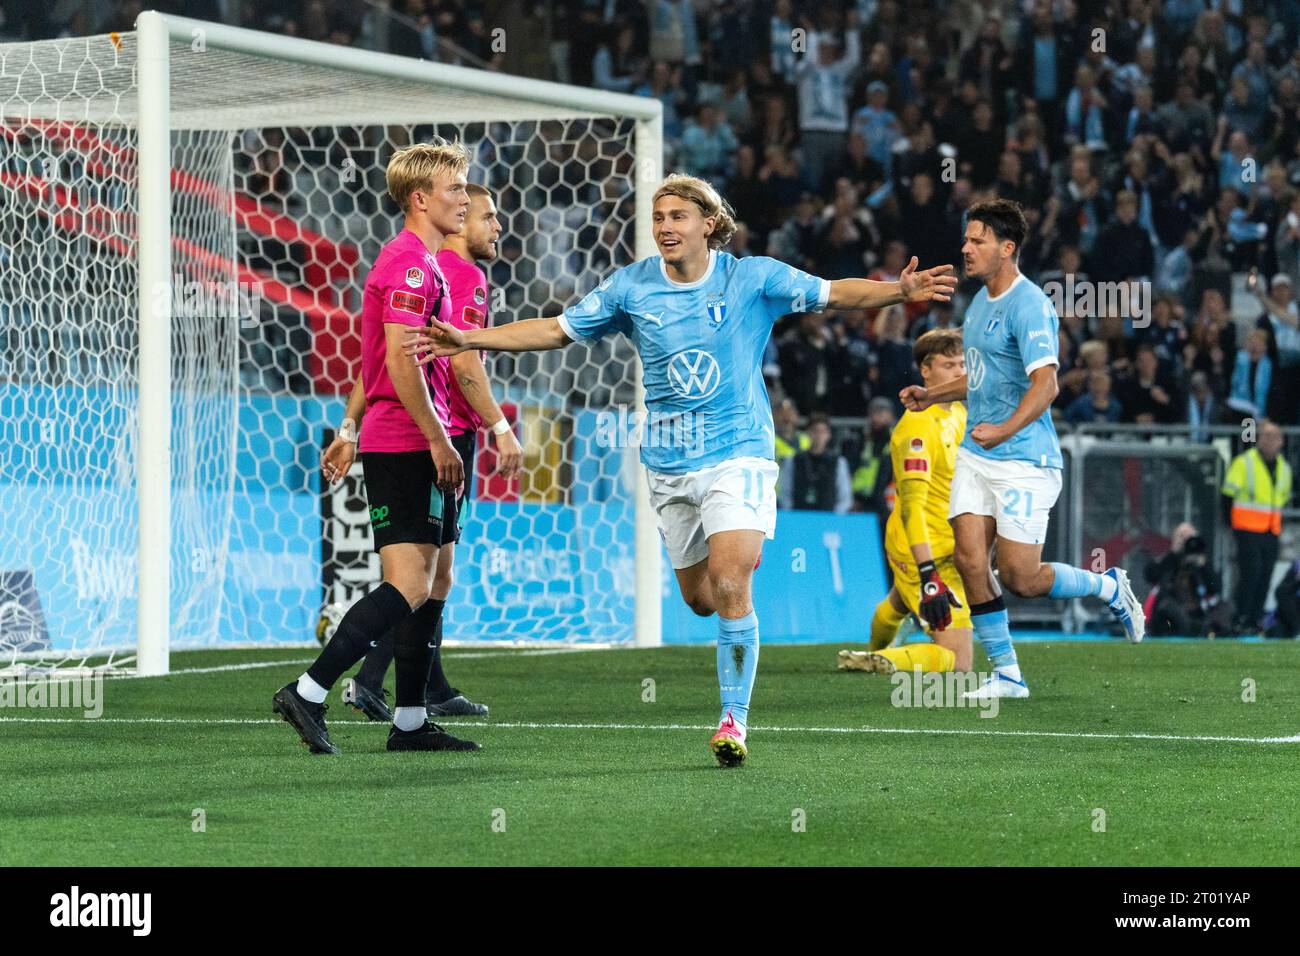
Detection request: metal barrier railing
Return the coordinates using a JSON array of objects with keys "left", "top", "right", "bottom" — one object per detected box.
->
[
  {"left": 823, "top": 418, "right": 1300, "bottom": 521},
  {"left": 806, "top": 417, "right": 1296, "bottom": 632}
]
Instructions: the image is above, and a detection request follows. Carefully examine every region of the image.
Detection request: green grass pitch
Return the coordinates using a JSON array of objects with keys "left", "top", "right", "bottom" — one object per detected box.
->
[{"left": 0, "top": 641, "right": 1296, "bottom": 866}]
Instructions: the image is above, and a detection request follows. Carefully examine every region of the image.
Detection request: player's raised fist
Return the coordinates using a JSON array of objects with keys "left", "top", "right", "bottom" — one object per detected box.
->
[
  {"left": 899, "top": 385, "right": 930, "bottom": 412},
  {"left": 404, "top": 319, "right": 468, "bottom": 364},
  {"left": 968, "top": 422, "right": 1008, "bottom": 450},
  {"left": 899, "top": 257, "right": 957, "bottom": 303}
]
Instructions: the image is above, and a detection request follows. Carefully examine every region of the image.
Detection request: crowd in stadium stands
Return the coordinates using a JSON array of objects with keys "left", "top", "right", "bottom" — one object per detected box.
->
[{"left": 9, "top": 3, "right": 1298, "bottom": 454}]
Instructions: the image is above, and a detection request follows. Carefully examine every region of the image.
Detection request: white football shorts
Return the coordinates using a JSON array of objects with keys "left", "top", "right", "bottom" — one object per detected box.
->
[
  {"left": 948, "top": 446, "right": 1062, "bottom": 545},
  {"left": 646, "top": 456, "right": 778, "bottom": 569}
]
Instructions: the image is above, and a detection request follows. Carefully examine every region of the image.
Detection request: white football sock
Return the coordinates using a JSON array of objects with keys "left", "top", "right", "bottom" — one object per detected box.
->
[
  {"left": 1099, "top": 574, "right": 1119, "bottom": 604},
  {"left": 393, "top": 706, "right": 426, "bottom": 732},
  {"left": 296, "top": 673, "right": 328, "bottom": 703}
]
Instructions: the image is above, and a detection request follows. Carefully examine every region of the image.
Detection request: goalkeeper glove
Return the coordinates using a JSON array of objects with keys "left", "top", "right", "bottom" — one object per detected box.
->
[{"left": 917, "top": 560, "right": 962, "bottom": 632}]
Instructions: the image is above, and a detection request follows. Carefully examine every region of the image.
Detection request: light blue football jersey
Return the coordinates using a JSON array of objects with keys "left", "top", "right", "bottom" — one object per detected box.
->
[
  {"left": 961, "top": 273, "right": 1063, "bottom": 469},
  {"left": 559, "top": 249, "right": 830, "bottom": 475}
]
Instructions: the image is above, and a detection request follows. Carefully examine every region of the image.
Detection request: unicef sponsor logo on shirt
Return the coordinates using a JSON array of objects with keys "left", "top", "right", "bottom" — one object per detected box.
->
[{"left": 667, "top": 349, "right": 722, "bottom": 399}]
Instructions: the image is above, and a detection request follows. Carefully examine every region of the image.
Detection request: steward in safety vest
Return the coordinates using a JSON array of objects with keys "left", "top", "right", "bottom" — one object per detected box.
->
[
  {"left": 1223, "top": 431, "right": 1293, "bottom": 534},
  {"left": 1222, "top": 420, "right": 1292, "bottom": 630}
]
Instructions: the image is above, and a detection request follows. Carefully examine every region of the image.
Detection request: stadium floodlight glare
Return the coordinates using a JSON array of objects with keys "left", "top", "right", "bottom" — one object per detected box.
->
[{"left": 0, "top": 11, "right": 664, "bottom": 675}]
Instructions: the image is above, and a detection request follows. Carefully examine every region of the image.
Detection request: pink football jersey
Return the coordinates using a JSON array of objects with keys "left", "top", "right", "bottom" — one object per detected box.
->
[
  {"left": 359, "top": 229, "right": 453, "bottom": 453},
  {"left": 436, "top": 247, "right": 492, "bottom": 436}
]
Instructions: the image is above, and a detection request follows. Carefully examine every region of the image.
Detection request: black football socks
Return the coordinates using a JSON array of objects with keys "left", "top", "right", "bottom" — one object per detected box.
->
[
  {"left": 394, "top": 598, "right": 443, "bottom": 708},
  {"left": 425, "top": 602, "right": 454, "bottom": 703},
  {"left": 307, "top": 582, "right": 412, "bottom": 692},
  {"left": 354, "top": 628, "right": 396, "bottom": 690},
  {"left": 352, "top": 596, "right": 449, "bottom": 697}
]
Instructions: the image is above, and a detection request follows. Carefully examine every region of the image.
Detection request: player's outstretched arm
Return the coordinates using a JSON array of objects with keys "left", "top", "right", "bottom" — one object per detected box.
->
[
  {"left": 827, "top": 257, "right": 957, "bottom": 311},
  {"left": 900, "top": 374, "right": 968, "bottom": 411},
  {"left": 405, "top": 316, "right": 571, "bottom": 362}
]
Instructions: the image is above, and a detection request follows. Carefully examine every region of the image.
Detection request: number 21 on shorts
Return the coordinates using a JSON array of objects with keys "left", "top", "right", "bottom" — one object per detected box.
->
[{"left": 1003, "top": 488, "right": 1034, "bottom": 517}]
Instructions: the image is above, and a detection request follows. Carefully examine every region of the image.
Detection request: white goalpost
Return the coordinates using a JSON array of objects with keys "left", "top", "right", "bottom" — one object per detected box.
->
[{"left": 0, "top": 11, "right": 663, "bottom": 675}]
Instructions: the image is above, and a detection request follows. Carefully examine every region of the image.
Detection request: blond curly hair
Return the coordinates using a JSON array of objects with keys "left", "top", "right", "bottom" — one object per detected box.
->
[{"left": 653, "top": 173, "right": 738, "bottom": 249}]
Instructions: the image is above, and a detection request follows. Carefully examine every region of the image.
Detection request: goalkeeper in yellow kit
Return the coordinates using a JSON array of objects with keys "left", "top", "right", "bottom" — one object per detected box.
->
[{"left": 839, "top": 328, "right": 972, "bottom": 673}]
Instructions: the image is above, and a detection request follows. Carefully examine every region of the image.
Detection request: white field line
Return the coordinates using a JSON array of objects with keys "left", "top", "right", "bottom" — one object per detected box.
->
[
  {"left": 0, "top": 715, "right": 1294, "bottom": 744},
  {"left": 109, "top": 659, "right": 315, "bottom": 678},
  {"left": 105, "top": 646, "right": 601, "bottom": 680},
  {"left": 445, "top": 647, "right": 608, "bottom": 659}
]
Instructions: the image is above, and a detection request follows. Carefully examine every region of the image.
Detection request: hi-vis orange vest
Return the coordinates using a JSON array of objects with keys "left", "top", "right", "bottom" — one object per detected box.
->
[{"left": 1223, "top": 448, "right": 1293, "bottom": 535}]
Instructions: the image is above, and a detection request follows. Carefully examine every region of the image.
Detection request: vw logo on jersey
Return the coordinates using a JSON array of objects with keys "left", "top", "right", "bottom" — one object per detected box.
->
[
  {"left": 705, "top": 292, "right": 727, "bottom": 329},
  {"left": 966, "top": 347, "right": 986, "bottom": 391},
  {"left": 667, "top": 349, "right": 722, "bottom": 399}
]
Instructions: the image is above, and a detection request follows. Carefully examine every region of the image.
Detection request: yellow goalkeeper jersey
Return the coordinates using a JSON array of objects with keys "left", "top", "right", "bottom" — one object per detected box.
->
[{"left": 883, "top": 402, "right": 967, "bottom": 564}]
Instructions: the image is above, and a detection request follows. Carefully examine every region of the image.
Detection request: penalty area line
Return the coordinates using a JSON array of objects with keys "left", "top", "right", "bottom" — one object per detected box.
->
[{"left": 0, "top": 716, "right": 1295, "bottom": 744}]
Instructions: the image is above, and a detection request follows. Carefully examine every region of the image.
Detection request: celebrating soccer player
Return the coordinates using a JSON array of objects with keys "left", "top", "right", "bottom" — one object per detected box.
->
[
  {"left": 273, "top": 141, "right": 481, "bottom": 754},
  {"left": 900, "top": 199, "right": 1145, "bottom": 701},
  {"left": 839, "top": 328, "right": 973, "bottom": 675},
  {"left": 406, "top": 173, "right": 956, "bottom": 766},
  {"left": 321, "top": 183, "right": 521, "bottom": 723}
]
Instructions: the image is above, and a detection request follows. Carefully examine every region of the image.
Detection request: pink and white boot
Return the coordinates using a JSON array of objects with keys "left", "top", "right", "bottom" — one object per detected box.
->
[{"left": 709, "top": 711, "right": 748, "bottom": 767}]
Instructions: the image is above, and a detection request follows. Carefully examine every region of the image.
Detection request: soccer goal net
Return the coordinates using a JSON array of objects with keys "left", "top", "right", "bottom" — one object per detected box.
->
[{"left": 0, "top": 13, "right": 663, "bottom": 674}]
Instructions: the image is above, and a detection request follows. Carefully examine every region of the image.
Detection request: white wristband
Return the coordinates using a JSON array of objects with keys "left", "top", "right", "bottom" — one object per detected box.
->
[
  {"left": 491, "top": 418, "right": 511, "bottom": 437},
  {"left": 338, "top": 418, "right": 358, "bottom": 443}
]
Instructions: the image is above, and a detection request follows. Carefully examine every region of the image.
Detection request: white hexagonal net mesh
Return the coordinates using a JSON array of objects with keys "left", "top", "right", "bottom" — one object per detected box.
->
[{"left": 0, "top": 31, "right": 647, "bottom": 671}]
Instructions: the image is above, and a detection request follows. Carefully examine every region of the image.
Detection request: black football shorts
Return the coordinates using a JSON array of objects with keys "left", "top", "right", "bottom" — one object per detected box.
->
[{"left": 360, "top": 442, "right": 469, "bottom": 550}]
